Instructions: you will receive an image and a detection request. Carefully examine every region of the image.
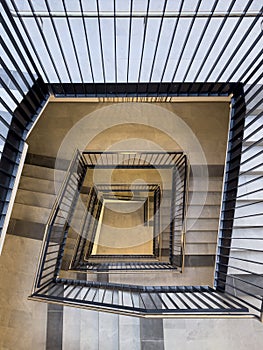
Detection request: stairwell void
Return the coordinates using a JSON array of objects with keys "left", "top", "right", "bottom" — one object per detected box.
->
[{"left": 29, "top": 149, "right": 250, "bottom": 317}]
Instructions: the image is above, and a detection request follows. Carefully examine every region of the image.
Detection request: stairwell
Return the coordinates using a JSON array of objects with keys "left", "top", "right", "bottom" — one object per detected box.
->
[
  {"left": 186, "top": 173, "right": 223, "bottom": 267},
  {"left": 8, "top": 162, "right": 65, "bottom": 240},
  {"left": 225, "top": 111, "right": 263, "bottom": 305},
  {"left": 8, "top": 155, "right": 226, "bottom": 283}
]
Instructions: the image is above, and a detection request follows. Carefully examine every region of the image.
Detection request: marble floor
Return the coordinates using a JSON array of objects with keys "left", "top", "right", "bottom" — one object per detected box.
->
[{"left": 1, "top": 234, "right": 263, "bottom": 350}]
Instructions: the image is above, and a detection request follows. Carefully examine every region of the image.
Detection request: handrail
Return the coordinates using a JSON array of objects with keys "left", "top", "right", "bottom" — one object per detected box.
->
[{"left": 31, "top": 149, "right": 86, "bottom": 293}]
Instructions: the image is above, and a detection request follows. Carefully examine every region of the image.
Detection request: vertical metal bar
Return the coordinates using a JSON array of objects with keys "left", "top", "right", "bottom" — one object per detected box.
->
[
  {"left": 192, "top": 0, "right": 236, "bottom": 82},
  {"left": 111, "top": 287, "right": 115, "bottom": 305},
  {"left": 95, "top": 0, "right": 106, "bottom": 95},
  {"left": 147, "top": 0, "right": 168, "bottom": 87},
  {"left": 224, "top": 40, "right": 262, "bottom": 85},
  {"left": 1, "top": 16, "right": 35, "bottom": 84},
  {"left": 138, "top": 293, "right": 147, "bottom": 311},
  {"left": 157, "top": 0, "right": 184, "bottom": 98},
  {"left": 0, "top": 77, "right": 21, "bottom": 106},
  {"left": 182, "top": 288, "right": 203, "bottom": 309},
  {"left": 62, "top": 0, "right": 85, "bottom": 91},
  {"left": 136, "top": 0, "right": 151, "bottom": 94},
  {"left": 166, "top": 0, "right": 202, "bottom": 97},
  {"left": 242, "top": 58, "right": 263, "bottom": 86},
  {"left": 26, "top": 0, "right": 65, "bottom": 93},
  {"left": 45, "top": 0, "right": 75, "bottom": 94},
  {"left": 113, "top": 0, "right": 117, "bottom": 89},
  {"left": 182, "top": 0, "right": 219, "bottom": 82},
  {"left": 9, "top": 0, "right": 50, "bottom": 83},
  {"left": 165, "top": 292, "right": 179, "bottom": 309},
  {"left": 174, "top": 292, "right": 191, "bottom": 309},
  {"left": 0, "top": 58, "right": 36, "bottom": 102},
  {"left": 79, "top": 0, "right": 95, "bottom": 87},
  {"left": 181, "top": 155, "right": 188, "bottom": 268},
  {"left": 204, "top": 0, "right": 256, "bottom": 82},
  {"left": 169, "top": 167, "right": 176, "bottom": 266},
  {"left": 0, "top": 38, "right": 30, "bottom": 90},
  {"left": 1, "top": 0, "right": 41, "bottom": 80},
  {"left": 126, "top": 0, "right": 133, "bottom": 86}
]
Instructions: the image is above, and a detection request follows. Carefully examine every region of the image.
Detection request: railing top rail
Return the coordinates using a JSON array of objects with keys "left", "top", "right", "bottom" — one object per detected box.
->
[
  {"left": 82, "top": 150, "right": 185, "bottom": 167},
  {"left": 82, "top": 151, "right": 184, "bottom": 154}
]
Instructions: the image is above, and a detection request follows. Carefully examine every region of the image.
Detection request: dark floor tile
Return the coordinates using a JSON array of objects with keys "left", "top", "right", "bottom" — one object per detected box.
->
[
  {"left": 141, "top": 340, "right": 165, "bottom": 350},
  {"left": 46, "top": 303, "right": 63, "bottom": 350}
]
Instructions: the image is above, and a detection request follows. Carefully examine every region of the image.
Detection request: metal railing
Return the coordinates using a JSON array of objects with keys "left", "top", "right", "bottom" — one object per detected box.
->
[
  {"left": 29, "top": 281, "right": 249, "bottom": 318},
  {"left": 0, "top": 1, "right": 48, "bottom": 238},
  {"left": 70, "top": 183, "right": 173, "bottom": 272},
  {"left": 170, "top": 155, "right": 188, "bottom": 269},
  {"left": 32, "top": 150, "right": 87, "bottom": 291},
  {"left": 67, "top": 152, "right": 188, "bottom": 272},
  {"left": 215, "top": 69, "right": 263, "bottom": 321},
  {"left": 82, "top": 151, "right": 185, "bottom": 168},
  {"left": 70, "top": 187, "right": 101, "bottom": 268}
]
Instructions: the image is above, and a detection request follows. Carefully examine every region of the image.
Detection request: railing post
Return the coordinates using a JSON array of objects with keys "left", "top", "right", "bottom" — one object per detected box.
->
[
  {"left": 180, "top": 155, "right": 188, "bottom": 271},
  {"left": 214, "top": 91, "right": 246, "bottom": 291},
  {"left": 169, "top": 167, "right": 176, "bottom": 266},
  {"left": 153, "top": 187, "right": 160, "bottom": 257}
]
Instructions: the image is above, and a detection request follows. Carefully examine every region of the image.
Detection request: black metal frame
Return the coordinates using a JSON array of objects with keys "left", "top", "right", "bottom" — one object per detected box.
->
[
  {"left": 67, "top": 152, "right": 188, "bottom": 272},
  {"left": 29, "top": 281, "right": 249, "bottom": 318},
  {"left": 73, "top": 185, "right": 162, "bottom": 271}
]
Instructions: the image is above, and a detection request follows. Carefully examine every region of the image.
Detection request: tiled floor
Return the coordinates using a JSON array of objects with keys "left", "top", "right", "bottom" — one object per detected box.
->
[{"left": 1, "top": 234, "right": 263, "bottom": 349}]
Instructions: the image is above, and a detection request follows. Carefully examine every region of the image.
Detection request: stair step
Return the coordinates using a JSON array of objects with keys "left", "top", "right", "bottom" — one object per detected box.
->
[
  {"left": 185, "top": 243, "right": 217, "bottom": 255},
  {"left": 186, "top": 218, "right": 219, "bottom": 231},
  {"left": 186, "top": 230, "right": 218, "bottom": 243},
  {"left": 7, "top": 218, "right": 46, "bottom": 240},
  {"left": 19, "top": 176, "right": 56, "bottom": 195},
  {"left": 162, "top": 241, "right": 170, "bottom": 249},
  {"left": 189, "top": 177, "right": 223, "bottom": 192},
  {"left": 22, "top": 163, "right": 65, "bottom": 182},
  {"left": 15, "top": 189, "right": 55, "bottom": 209},
  {"left": 188, "top": 192, "right": 222, "bottom": 205},
  {"left": 187, "top": 205, "right": 220, "bottom": 219},
  {"left": 11, "top": 203, "right": 51, "bottom": 224}
]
